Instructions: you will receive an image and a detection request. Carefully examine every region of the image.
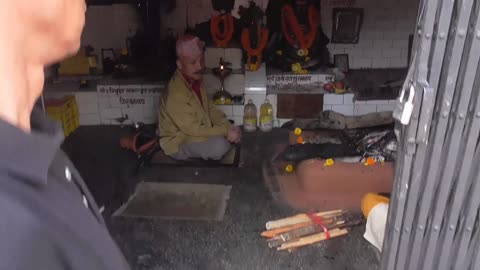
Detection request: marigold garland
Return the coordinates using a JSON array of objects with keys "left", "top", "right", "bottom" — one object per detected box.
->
[
  {"left": 241, "top": 27, "right": 269, "bottom": 71},
  {"left": 211, "top": 13, "right": 234, "bottom": 48},
  {"left": 281, "top": 4, "right": 319, "bottom": 50}
]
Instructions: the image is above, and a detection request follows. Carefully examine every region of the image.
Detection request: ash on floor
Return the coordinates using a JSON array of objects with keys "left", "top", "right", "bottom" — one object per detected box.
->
[{"left": 63, "top": 126, "right": 380, "bottom": 270}]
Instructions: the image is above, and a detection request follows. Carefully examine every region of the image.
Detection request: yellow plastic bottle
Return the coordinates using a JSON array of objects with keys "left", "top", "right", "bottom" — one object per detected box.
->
[
  {"left": 260, "top": 99, "right": 274, "bottom": 132},
  {"left": 243, "top": 99, "right": 257, "bottom": 132}
]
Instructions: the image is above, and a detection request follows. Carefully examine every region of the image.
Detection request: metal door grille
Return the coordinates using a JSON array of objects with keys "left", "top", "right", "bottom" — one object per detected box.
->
[{"left": 382, "top": 0, "right": 480, "bottom": 269}]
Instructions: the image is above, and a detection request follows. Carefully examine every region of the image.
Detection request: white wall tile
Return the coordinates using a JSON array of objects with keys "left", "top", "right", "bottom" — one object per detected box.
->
[
  {"left": 223, "top": 48, "right": 243, "bottom": 70},
  {"left": 74, "top": 92, "right": 97, "bottom": 104},
  {"left": 224, "top": 74, "right": 245, "bottom": 95},
  {"left": 79, "top": 114, "right": 101, "bottom": 125},
  {"left": 245, "top": 64, "right": 267, "bottom": 93},
  {"left": 332, "top": 105, "right": 355, "bottom": 116},
  {"left": 101, "top": 119, "right": 112, "bottom": 125},
  {"left": 382, "top": 48, "right": 402, "bottom": 58},
  {"left": 324, "top": 94, "right": 344, "bottom": 105},
  {"left": 343, "top": 94, "right": 355, "bottom": 105},
  {"left": 372, "top": 58, "right": 390, "bottom": 68},
  {"left": 215, "top": 105, "right": 233, "bottom": 116},
  {"left": 98, "top": 97, "right": 110, "bottom": 109},
  {"left": 278, "top": 118, "right": 293, "bottom": 127},
  {"left": 366, "top": 100, "right": 390, "bottom": 105},
  {"left": 323, "top": 105, "right": 332, "bottom": 111},
  {"left": 203, "top": 73, "right": 221, "bottom": 96},
  {"left": 122, "top": 107, "right": 144, "bottom": 123},
  {"left": 389, "top": 99, "right": 398, "bottom": 104},
  {"left": 354, "top": 100, "right": 367, "bottom": 104},
  {"left": 354, "top": 105, "right": 378, "bottom": 115},
  {"left": 100, "top": 108, "right": 122, "bottom": 120},
  {"left": 109, "top": 96, "right": 128, "bottom": 108},
  {"left": 377, "top": 104, "right": 396, "bottom": 112},
  {"left": 233, "top": 105, "right": 244, "bottom": 116},
  {"left": 205, "top": 47, "right": 225, "bottom": 69},
  {"left": 229, "top": 116, "right": 243, "bottom": 125},
  {"left": 266, "top": 94, "right": 277, "bottom": 106},
  {"left": 77, "top": 102, "right": 99, "bottom": 115}
]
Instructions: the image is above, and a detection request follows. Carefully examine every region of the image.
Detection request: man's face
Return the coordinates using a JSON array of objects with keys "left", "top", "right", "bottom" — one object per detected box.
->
[
  {"left": 20, "top": 0, "right": 86, "bottom": 64},
  {"left": 177, "top": 52, "right": 205, "bottom": 81}
]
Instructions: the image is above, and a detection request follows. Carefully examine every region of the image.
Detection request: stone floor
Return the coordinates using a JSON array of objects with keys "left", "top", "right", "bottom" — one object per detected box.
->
[{"left": 62, "top": 126, "right": 380, "bottom": 270}]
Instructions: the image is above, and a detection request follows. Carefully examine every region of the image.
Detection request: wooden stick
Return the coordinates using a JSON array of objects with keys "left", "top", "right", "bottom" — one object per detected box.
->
[
  {"left": 265, "top": 209, "right": 344, "bottom": 230},
  {"left": 277, "top": 228, "right": 348, "bottom": 251},
  {"left": 268, "top": 220, "right": 345, "bottom": 248},
  {"left": 262, "top": 217, "right": 335, "bottom": 238},
  {"left": 262, "top": 222, "right": 314, "bottom": 238}
]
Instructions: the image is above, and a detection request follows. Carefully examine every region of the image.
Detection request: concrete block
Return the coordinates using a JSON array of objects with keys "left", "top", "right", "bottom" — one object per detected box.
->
[
  {"left": 100, "top": 108, "right": 122, "bottom": 120},
  {"left": 382, "top": 48, "right": 401, "bottom": 58},
  {"left": 354, "top": 104, "right": 378, "bottom": 115},
  {"left": 79, "top": 114, "right": 101, "bottom": 125},
  {"left": 205, "top": 47, "right": 225, "bottom": 69},
  {"left": 377, "top": 104, "right": 396, "bottom": 112},
  {"left": 343, "top": 94, "right": 355, "bottom": 105},
  {"left": 324, "top": 94, "right": 344, "bottom": 105},
  {"left": 223, "top": 48, "right": 243, "bottom": 70},
  {"left": 332, "top": 105, "right": 354, "bottom": 116},
  {"left": 215, "top": 105, "right": 233, "bottom": 116},
  {"left": 224, "top": 74, "right": 245, "bottom": 95},
  {"left": 233, "top": 105, "right": 244, "bottom": 116},
  {"left": 366, "top": 100, "right": 390, "bottom": 105}
]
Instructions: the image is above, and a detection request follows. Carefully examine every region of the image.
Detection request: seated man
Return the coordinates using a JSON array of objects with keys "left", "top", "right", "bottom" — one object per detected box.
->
[{"left": 158, "top": 35, "right": 241, "bottom": 160}]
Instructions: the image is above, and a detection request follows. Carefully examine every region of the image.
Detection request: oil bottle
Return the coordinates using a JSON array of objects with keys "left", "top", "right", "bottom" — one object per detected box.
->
[
  {"left": 259, "top": 99, "right": 273, "bottom": 132},
  {"left": 243, "top": 99, "right": 257, "bottom": 132}
]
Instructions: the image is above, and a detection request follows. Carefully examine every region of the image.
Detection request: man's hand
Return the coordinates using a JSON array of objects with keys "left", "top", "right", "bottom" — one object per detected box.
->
[{"left": 227, "top": 126, "right": 241, "bottom": 144}]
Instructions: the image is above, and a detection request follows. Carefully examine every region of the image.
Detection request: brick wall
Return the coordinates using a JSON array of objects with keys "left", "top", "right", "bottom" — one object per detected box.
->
[{"left": 323, "top": 0, "right": 419, "bottom": 68}]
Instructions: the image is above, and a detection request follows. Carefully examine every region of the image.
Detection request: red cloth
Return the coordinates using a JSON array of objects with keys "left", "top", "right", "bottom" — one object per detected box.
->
[{"left": 182, "top": 73, "right": 203, "bottom": 105}]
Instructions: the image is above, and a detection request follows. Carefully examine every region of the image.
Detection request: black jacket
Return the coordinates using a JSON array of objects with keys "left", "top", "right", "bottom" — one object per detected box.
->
[{"left": 0, "top": 110, "right": 130, "bottom": 270}]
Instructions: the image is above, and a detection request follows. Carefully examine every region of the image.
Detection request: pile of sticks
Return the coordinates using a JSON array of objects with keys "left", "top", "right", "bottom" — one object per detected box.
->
[{"left": 261, "top": 209, "right": 358, "bottom": 252}]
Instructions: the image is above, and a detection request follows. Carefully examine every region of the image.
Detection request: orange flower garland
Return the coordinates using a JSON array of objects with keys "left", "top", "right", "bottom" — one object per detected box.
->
[
  {"left": 281, "top": 5, "right": 319, "bottom": 50},
  {"left": 211, "top": 14, "right": 234, "bottom": 48},
  {"left": 241, "top": 27, "right": 269, "bottom": 71}
]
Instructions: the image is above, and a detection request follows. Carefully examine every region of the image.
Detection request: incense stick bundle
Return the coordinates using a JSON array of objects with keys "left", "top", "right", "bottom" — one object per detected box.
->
[
  {"left": 261, "top": 217, "right": 335, "bottom": 238},
  {"left": 265, "top": 209, "right": 344, "bottom": 230},
  {"left": 277, "top": 228, "right": 348, "bottom": 251},
  {"left": 267, "top": 220, "right": 346, "bottom": 248}
]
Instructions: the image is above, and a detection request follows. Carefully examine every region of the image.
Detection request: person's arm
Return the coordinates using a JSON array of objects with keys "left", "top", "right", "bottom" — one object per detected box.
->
[
  {"left": 207, "top": 98, "right": 232, "bottom": 128},
  {"left": 166, "top": 94, "right": 229, "bottom": 137}
]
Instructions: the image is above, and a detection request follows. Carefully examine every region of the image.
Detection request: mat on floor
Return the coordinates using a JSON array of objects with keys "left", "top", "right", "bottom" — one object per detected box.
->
[
  {"left": 113, "top": 182, "right": 232, "bottom": 221},
  {"left": 147, "top": 144, "right": 241, "bottom": 167}
]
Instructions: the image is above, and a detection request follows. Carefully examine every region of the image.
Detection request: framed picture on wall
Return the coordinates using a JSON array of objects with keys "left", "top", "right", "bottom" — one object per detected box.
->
[
  {"left": 334, "top": 54, "right": 349, "bottom": 73},
  {"left": 331, "top": 8, "right": 364, "bottom": 44}
]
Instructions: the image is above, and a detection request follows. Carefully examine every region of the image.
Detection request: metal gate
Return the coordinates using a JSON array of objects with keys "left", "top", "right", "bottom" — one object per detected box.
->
[{"left": 381, "top": 0, "right": 480, "bottom": 269}]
